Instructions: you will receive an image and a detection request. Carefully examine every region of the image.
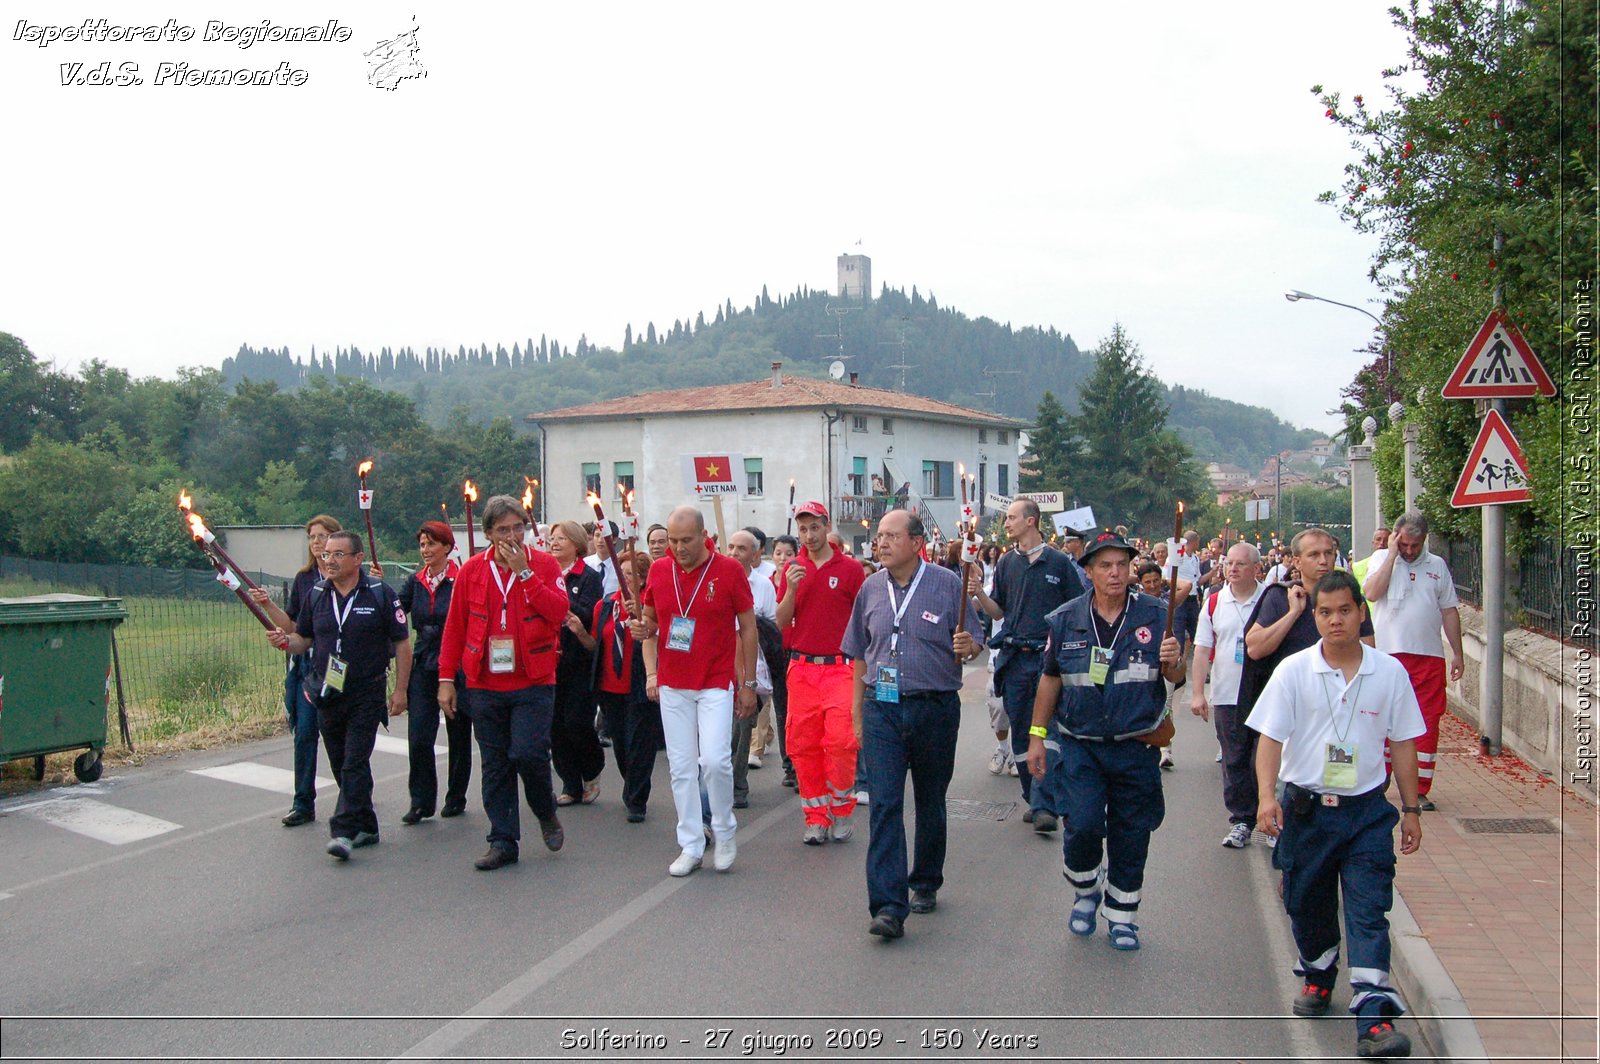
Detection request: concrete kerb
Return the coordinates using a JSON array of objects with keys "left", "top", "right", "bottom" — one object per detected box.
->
[{"left": 1389, "top": 886, "right": 1491, "bottom": 1064}]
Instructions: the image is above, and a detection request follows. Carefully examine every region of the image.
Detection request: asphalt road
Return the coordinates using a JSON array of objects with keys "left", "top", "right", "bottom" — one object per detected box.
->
[{"left": 0, "top": 663, "right": 1422, "bottom": 1063}]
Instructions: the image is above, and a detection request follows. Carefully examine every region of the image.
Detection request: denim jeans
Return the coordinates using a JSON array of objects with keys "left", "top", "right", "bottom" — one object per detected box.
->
[
  {"left": 472, "top": 685, "right": 557, "bottom": 857},
  {"left": 284, "top": 654, "right": 320, "bottom": 815},
  {"left": 861, "top": 691, "right": 961, "bottom": 920}
]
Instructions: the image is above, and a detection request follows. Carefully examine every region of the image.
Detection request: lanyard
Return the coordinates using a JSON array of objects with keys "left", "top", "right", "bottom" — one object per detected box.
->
[
  {"left": 1092, "top": 595, "right": 1130, "bottom": 657},
  {"left": 489, "top": 563, "right": 515, "bottom": 632},
  {"left": 331, "top": 586, "right": 358, "bottom": 655},
  {"left": 672, "top": 554, "right": 715, "bottom": 617},
  {"left": 886, "top": 562, "right": 928, "bottom": 656},
  {"left": 1319, "top": 668, "right": 1364, "bottom": 743}
]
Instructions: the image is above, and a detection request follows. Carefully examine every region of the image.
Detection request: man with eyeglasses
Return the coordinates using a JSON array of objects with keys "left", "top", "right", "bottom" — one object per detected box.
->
[
  {"left": 843, "top": 509, "right": 982, "bottom": 940},
  {"left": 268, "top": 531, "right": 411, "bottom": 862},
  {"left": 438, "top": 495, "right": 573, "bottom": 871}
]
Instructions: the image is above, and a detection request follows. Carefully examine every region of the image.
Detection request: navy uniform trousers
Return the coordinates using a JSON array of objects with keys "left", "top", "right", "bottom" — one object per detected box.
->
[
  {"left": 1275, "top": 784, "right": 1405, "bottom": 1019},
  {"left": 1060, "top": 737, "right": 1165, "bottom": 925}
]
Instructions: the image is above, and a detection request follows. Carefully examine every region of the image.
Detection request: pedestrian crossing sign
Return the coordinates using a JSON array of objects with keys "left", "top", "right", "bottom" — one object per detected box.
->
[
  {"left": 1450, "top": 409, "right": 1533, "bottom": 507},
  {"left": 1440, "top": 309, "right": 1556, "bottom": 399}
]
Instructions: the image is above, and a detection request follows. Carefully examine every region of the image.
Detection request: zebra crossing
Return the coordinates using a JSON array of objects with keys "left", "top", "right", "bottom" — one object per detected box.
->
[{"left": 2, "top": 736, "right": 444, "bottom": 850}]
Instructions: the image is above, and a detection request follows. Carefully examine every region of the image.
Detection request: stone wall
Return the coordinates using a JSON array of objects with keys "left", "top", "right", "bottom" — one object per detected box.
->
[{"left": 1447, "top": 604, "right": 1596, "bottom": 802}]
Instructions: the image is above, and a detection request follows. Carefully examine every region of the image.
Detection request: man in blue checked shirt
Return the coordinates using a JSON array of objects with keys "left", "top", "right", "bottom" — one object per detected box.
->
[{"left": 844, "top": 509, "right": 983, "bottom": 942}]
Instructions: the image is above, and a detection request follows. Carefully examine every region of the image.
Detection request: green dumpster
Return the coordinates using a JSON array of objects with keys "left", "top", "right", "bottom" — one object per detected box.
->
[{"left": 0, "top": 594, "right": 128, "bottom": 783}]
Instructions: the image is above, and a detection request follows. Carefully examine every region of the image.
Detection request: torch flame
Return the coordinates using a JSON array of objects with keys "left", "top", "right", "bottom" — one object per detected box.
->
[
  {"left": 178, "top": 490, "right": 192, "bottom": 512},
  {"left": 1177, "top": 500, "right": 1185, "bottom": 514},
  {"left": 463, "top": 480, "right": 478, "bottom": 502},
  {"left": 522, "top": 486, "right": 534, "bottom": 511},
  {"left": 626, "top": 489, "right": 635, "bottom": 510},
  {"left": 586, "top": 490, "right": 600, "bottom": 507},
  {"left": 186, "top": 512, "right": 207, "bottom": 540},
  {"left": 357, "top": 459, "right": 374, "bottom": 478}
]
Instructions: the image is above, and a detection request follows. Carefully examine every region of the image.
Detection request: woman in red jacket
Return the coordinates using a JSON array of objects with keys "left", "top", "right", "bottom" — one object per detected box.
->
[{"left": 437, "top": 494, "right": 572, "bottom": 871}]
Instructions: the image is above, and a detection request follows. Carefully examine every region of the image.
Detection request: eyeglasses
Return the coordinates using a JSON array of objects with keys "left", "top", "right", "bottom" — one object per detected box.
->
[
  {"left": 490, "top": 522, "right": 527, "bottom": 537},
  {"left": 317, "top": 550, "right": 356, "bottom": 562},
  {"left": 307, "top": 532, "right": 331, "bottom": 542}
]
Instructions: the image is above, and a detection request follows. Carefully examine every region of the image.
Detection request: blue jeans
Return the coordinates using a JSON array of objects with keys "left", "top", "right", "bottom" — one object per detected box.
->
[
  {"left": 998, "top": 653, "right": 1062, "bottom": 813},
  {"left": 472, "top": 685, "right": 557, "bottom": 857},
  {"left": 283, "top": 654, "right": 320, "bottom": 815},
  {"left": 862, "top": 691, "right": 961, "bottom": 920}
]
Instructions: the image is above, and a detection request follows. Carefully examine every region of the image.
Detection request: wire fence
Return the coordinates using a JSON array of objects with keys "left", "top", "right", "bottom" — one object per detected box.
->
[
  {"left": 1436, "top": 538, "right": 1597, "bottom": 650},
  {"left": 0, "top": 555, "right": 299, "bottom": 750}
]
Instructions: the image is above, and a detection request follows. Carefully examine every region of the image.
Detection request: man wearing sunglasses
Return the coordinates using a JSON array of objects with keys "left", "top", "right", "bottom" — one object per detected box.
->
[{"left": 268, "top": 531, "right": 411, "bottom": 862}]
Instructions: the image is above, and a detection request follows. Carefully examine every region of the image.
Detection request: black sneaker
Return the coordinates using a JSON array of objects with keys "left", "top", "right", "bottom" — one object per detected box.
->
[
  {"left": 1022, "top": 808, "right": 1037, "bottom": 824},
  {"left": 400, "top": 807, "right": 430, "bottom": 825},
  {"left": 351, "top": 831, "right": 379, "bottom": 849},
  {"left": 1356, "top": 1021, "right": 1411, "bottom": 1058},
  {"left": 1033, "top": 811, "right": 1059, "bottom": 833},
  {"left": 1293, "top": 982, "right": 1333, "bottom": 1016},
  {"left": 281, "top": 809, "right": 315, "bottom": 828},
  {"left": 782, "top": 769, "right": 797, "bottom": 789},
  {"left": 440, "top": 801, "right": 467, "bottom": 818},
  {"left": 868, "top": 912, "right": 904, "bottom": 939},
  {"left": 1418, "top": 797, "right": 1436, "bottom": 812},
  {"left": 909, "top": 890, "right": 938, "bottom": 914}
]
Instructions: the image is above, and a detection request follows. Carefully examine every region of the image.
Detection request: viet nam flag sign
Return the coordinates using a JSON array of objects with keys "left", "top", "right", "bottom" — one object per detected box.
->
[{"left": 680, "top": 452, "right": 744, "bottom": 496}]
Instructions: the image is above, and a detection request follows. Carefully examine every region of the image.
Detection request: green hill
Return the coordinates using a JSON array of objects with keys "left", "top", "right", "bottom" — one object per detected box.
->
[{"left": 222, "top": 284, "right": 1317, "bottom": 469}]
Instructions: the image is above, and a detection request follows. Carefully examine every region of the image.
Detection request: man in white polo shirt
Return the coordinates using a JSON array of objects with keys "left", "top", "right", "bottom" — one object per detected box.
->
[
  {"left": 1360, "top": 510, "right": 1463, "bottom": 811},
  {"left": 1248, "top": 569, "right": 1425, "bottom": 1061},
  {"left": 1190, "top": 541, "right": 1266, "bottom": 849}
]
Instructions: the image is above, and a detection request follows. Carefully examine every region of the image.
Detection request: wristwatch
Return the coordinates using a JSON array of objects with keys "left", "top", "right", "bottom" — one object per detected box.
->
[
  {"left": 741, "top": 680, "right": 759, "bottom": 690},
  {"left": 516, "top": 568, "right": 533, "bottom": 581},
  {"left": 1401, "top": 805, "right": 1422, "bottom": 815}
]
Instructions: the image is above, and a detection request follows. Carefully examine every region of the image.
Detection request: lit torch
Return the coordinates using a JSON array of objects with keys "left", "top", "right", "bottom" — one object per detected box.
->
[
  {"left": 786, "top": 478, "right": 796, "bottom": 535},
  {"left": 957, "top": 467, "right": 982, "bottom": 662},
  {"left": 620, "top": 488, "right": 639, "bottom": 542},
  {"left": 587, "top": 491, "right": 629, "bottom": 619},
  {"left": 463, "top": 480, "right": 478, "bottom": 555},
  {"left": 179, "top": 492, "right": 274, "bottom": 630},
  {"left": 1165, "top": 500, "right": 1186, "bottom": 639},
  {"left": 356, "top": 459, "right": 377, "bottom": 565},
  {"left": 522, "top": 476, "right": 538, "bottom": 526}
]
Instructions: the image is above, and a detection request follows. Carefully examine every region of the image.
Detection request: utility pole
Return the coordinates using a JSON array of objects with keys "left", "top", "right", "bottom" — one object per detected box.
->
[{"left": 1481, "top": 0, "right": 1508, "bottom": 756}]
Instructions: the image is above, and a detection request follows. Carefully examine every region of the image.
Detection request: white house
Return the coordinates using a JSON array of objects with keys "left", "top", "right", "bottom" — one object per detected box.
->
[{"left": 530, "top": 364, "right": 1026, "bottom": 553}]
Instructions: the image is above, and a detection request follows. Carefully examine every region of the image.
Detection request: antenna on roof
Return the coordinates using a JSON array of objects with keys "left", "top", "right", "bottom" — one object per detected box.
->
[
  {"left": 974, "top": 366, "right": 1021, "bottom": 409},
  {"left": 878, "top": 314, "right": 914, "bottom": 392},
  {"left": 815, "top": 302, "right": 861, "bottom": 366}
]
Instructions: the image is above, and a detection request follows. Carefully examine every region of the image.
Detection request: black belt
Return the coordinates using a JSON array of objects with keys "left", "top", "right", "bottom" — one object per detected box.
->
[
  {"left": 789, "top": 652, "right": 848, "bottom": 665},
  {"left": 1284, "top": 781, "right": 1386, "bottom": 808}
]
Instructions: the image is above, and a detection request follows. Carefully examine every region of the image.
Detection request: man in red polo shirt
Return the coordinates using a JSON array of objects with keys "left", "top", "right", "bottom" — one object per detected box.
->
[
  {"left": 777, "top": 500, "right": 867, "bottom": 845},
  {"left": 633, "top": 505, "right": 759, "bottom": 877}
]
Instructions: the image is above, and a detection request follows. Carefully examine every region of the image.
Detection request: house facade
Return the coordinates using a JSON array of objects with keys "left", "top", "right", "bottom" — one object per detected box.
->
[{"left": 531, "top": 365, "right": 1025, "bottom": 553}]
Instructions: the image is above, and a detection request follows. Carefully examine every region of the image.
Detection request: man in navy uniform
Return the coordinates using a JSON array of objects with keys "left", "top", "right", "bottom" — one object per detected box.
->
[
  {"left": 1249, "top": 570, "right": 1424, "bottom": 1059},
  {"left": 1026, "top": 530, "right": 1183, "bottom": 951},
  {"left": 969, "top": 497, "right": 1086, "bottom": 833},
  {"left": 269, "top": 530, "right": 411, "bottom": 861}
]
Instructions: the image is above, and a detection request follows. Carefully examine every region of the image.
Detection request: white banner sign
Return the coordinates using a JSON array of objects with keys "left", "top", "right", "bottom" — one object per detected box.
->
[
  {"left": 1053, "top": 505, "right": 1095, "bottom": 534},
  {"left": 984, "top": 492, "right": 1012, "bottom": 512},
  {"left": 1018, "top": 491, "right": 1065, "bottom": 512},
  {"left": 1245, "top": 498, "right": 1272, "bottom": 522}
]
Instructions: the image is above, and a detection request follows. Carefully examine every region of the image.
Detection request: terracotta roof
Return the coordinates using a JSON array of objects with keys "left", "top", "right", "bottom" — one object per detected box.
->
[{"left": 530, "top": 376, "right": 1026, "bottom": 427}]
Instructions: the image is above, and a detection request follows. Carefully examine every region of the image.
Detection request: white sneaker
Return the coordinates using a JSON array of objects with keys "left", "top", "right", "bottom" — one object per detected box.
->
[
  {"left": 802, "top": 823, "right": 829, "bottom": 845},
  {"left": 713, "top": 835, "right": 736, "bottom": 871},
  {"left": 668, "top": 851, "right": 702, "bottom": 877},
  {"left": 1215, "top": 745, "right": 1223, "bottom": 763},
  {"left": 747, "top": 753, "right": 763, "bottom": 769},
  {"left": 830, "top": 814, "right": 854, "bottom": 842},
  {"left": 854, "top": 790, "right": 870, "bottom": 806},
  {"left": 1222, "top": 823, "right": 1252, "bottom": 848},
  {"left": 1006, "top": 752, "right": 1020, "bottom": 777},
  {"left": 988, "top": 746, "right": 1008, "bottom": 775},
  {"left": 1159, "top": 748, "right": 1174, "bottom": 770}
]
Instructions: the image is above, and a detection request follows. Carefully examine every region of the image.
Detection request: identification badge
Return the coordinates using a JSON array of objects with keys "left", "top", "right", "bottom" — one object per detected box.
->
[
  {"left": 666, "top": 615, "right": 696, "bottom": 653},
  {"left": 1323, "top": 741, "right": 1358, "bottom": 790},
  {"left": 1127, "top": 660, "right": 1153, "bottom": 682},
  {"left": 875, "top": 664, "right": 900, "bottom": 703},
  {"left": 324, "top": 655, "right": 348, "bottom": 694},
  {"left": 1234, "top": 637, "right": 1245, "bottom": 665},
  {"left": 488, "top": 637, "right": 516, "bottom": 674},
  {"left": 1088, "top": 646, "right": 1112, "bottom": 685}
]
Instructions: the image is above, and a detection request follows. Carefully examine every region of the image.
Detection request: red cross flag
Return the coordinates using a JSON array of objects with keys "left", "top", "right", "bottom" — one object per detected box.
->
[{"left": 680, "top": 453, "right": 744, "bottom": 496}]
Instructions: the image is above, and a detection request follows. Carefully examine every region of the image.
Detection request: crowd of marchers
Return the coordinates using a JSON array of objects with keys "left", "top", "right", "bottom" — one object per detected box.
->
[{"left": 255, "top": 496, "right": 1458, "bottom": 1062}]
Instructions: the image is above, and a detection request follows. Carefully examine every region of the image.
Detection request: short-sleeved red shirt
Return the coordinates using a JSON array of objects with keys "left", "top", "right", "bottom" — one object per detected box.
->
[
  {"left": 789, "top": 548, "right": 865, "bottom": 656},
  {"left": 642, "top": 551, "right": 754, "bottom": 690}
]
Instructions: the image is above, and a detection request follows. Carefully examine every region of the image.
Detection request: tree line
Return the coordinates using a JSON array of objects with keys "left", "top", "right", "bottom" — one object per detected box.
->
[{"left": 0, "top": 332, "right": 535, "bottom": 568}]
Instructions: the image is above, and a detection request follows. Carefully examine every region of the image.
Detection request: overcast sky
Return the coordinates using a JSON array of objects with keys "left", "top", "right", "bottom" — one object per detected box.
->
[{"left": 2, "top": 1, "right": 1411, "bottom": 434}]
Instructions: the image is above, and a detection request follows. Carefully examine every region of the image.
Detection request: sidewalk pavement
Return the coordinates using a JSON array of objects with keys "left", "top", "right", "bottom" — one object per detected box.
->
[{"left": 1391, "top": 710, "right": 1598, "bottom": 1063}]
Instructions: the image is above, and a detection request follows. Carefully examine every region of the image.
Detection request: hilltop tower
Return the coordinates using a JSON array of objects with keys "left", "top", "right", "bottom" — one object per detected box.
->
[{"left": 837, "top": 253, "right": 871, "bottom": 301}]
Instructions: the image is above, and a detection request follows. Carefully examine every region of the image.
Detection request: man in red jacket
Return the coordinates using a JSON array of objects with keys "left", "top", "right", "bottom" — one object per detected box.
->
[{"left": 438, "top": 494, "right": 573, "bottom": 871}]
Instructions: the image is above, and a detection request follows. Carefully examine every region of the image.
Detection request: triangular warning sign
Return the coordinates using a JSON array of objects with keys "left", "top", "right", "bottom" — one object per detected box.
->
[
  {"left": 1441, "top": 309, "right": 1556, "bottom": 399},
  {"left": 1450, "top": 409, "right": 1533, "bottom": 507}
]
